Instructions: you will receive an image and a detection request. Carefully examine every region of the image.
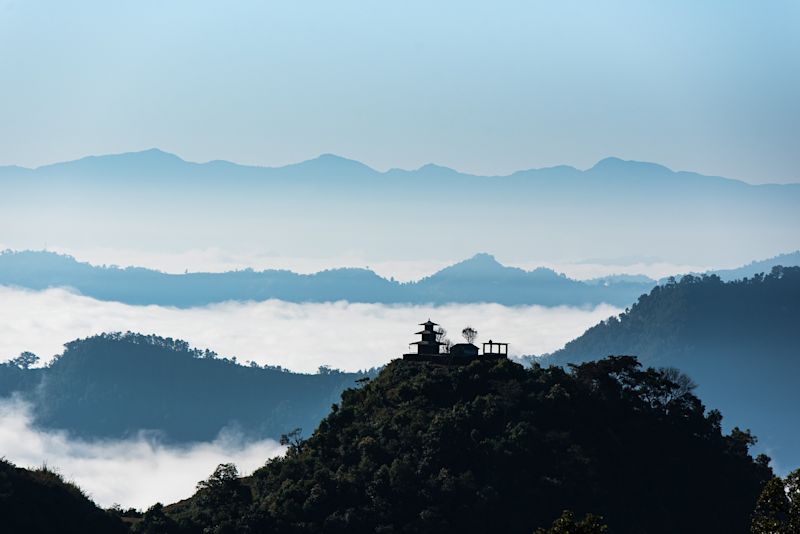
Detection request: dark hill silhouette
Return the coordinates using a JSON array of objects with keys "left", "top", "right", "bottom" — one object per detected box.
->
[
  {"left": 0, "top": 333, "right": 371, "bottom": 443},
  {"left": 0, "top": 459, "right": 125, "bottom": 533},
  {"left": 158, "top": 357, "right": 771, "bottom": 533},
  {"left": 544, "top": 266, "right": 800, "bottom": 471}
]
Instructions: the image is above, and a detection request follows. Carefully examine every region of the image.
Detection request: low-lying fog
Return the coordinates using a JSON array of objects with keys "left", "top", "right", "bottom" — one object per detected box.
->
[
  {"left": 0, "top": 285, "right": 621, "bottom": 372},
  {"left": 0, "top": 398, "right": 284, "bottom": 509}
]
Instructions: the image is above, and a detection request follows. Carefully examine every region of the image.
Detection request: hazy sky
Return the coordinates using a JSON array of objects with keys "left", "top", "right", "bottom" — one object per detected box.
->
[{"left": 1, "top": 1, "right": 798, "bottom": 183}]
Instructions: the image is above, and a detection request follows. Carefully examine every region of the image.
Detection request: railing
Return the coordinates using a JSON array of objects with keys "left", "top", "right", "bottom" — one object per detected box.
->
[{"left": 482, "top": 340, "right": 508, "bottom": 355}]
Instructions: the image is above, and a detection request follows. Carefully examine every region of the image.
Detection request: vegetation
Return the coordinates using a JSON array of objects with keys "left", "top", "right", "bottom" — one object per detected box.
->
[
  {"left": 0, "top": 333, "right": 372, "bottom": 443},
  {"left": 161, "top": 357, "right": 771, "bottom": 533},
  {"left": 545, "top": 266, "right": 800, "bottom": 469},
  {"left": 0, "top": 458, "right": 126, "bottom": 533},
  {"left": 751, "top": 469, "right": 800, "bottom": 533},
  {"left": 534, "top": 511, "right": 607, "bottom": 534}
]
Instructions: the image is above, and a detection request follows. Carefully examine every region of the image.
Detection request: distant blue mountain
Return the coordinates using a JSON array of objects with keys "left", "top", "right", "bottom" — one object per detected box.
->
[
  {"left": 2, "top": 249, "right": 798, "bottom": 308},
  {"left": 1, "top": 150, "right": 797, "bottom": 266},
  {"left": 0, "top": 250, "right": 653, "bottom": 307}
]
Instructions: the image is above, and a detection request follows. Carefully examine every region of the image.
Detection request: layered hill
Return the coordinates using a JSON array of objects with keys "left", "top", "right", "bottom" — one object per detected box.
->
[
  {"left": 157, "top": 357, "right": 771, "bottom": 534},
  {"left": 0, "top": 333, "right": 369, "bottom": 443},
  {"left": 0, "top": 250, "right": 654, "bottom": 307},
  {"left": 544, "top": 266, "right": 800, "bottom": 470}
]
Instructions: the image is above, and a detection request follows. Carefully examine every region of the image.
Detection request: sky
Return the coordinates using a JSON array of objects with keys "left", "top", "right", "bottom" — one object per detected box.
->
[{"left": 1, "top": 0, "right": 798, "bottom": 184}]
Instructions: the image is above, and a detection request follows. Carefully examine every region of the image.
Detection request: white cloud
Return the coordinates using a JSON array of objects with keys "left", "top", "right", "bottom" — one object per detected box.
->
[
  {"left": 0, "top": 286, "right": 620, "bottom": 373},
  {"left": 0, "top": 398, "right": 285, "bottom": 509}
]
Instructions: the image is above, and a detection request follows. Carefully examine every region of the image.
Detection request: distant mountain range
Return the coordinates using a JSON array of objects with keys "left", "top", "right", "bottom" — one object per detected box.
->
[
  {"left": 0, "top": 333, "right": 369, "bottom": 443},
  {"left": 541, "top": 266, "right": 800, "bottom": 471},
  {"left": 2, "top": 149, "right": 798, "bottom": 267},
  {"left": 1, "top": 249, "right": 798, "bottom": 308}
]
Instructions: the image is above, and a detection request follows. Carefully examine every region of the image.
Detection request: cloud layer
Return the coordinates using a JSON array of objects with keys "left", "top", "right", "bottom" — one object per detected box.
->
[
  {"left": 0, "top": 398, "right": 285, "bottom": 509},
  {"left": 0, "top": 286, "right": 620, "bottom": 372}
]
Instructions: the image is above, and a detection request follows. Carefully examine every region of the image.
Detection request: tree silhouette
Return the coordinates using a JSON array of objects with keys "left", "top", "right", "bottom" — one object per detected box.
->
[
  {"left": 8, "top": 351, "right": 39, "bottom": 369},
  {"left": 462, "top": 326, "right": 478, "bottom": 344},
  {"left": 751, "top": 469, "right": 800, "bottom": 533}
]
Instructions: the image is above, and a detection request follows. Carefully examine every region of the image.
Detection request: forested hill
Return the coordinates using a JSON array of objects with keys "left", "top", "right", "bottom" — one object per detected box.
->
[
  {"left": 0, "top": 333, "right": 370, "bottom": 443},
  {"left": 0, "top": 459, "right": 125, "bottom": 534},
  {"left": 154, "top": 357, "right": 771, "bottom": 534},
  {"left": 544, "top": 266, "right": 800, "bottom": 470}
]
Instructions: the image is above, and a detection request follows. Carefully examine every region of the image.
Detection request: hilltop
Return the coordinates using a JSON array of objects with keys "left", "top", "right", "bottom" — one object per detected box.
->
[{"left": 153, "top": 357, "right": 771, "bottom": 533}]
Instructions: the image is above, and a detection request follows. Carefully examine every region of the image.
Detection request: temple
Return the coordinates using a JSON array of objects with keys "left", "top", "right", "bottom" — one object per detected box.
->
[{"left": 402, "top": 320, "right": 509, "bottom": 365}]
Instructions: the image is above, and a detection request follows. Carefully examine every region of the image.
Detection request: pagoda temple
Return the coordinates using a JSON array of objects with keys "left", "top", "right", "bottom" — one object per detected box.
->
[
  {"left": 402, "top": 320, "right": 508, "bottom": 365},
  {"left": 410, "top": 320, "right": 444, "bottom": 356}
]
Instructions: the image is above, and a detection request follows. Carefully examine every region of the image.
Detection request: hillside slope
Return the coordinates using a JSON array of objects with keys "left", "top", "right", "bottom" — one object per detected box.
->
[
  {"left": 545, "top": 266, "right": 800, "bottom": 470},
  {"left": 0, "top": 333, "right": 367, "bottom": 443},
  {"left": 161, "top": 357, "right": 771, "bottom": 534},
  {"left": 0, "top": 459, "right": 125, "bottom": 534}
]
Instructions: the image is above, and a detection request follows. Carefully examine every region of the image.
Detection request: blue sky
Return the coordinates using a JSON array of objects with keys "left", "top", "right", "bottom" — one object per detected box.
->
[{"left": 1, "top": 0, "right": 798, "bottom": 183}]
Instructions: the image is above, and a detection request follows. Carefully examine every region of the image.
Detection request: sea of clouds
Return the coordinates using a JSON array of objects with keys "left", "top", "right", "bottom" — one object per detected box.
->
[
  {"left": 0, "top": 284, "right": 623, "bottom": 509},
  {"left": 0, "top": 285, "right": 622, "bottom": 372},
  {"left": 0, "top": 398, "right": 285, "bottom": 509}
]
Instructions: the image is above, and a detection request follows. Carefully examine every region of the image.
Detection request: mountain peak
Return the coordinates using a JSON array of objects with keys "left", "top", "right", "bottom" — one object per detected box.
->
[
  {"left": 589, "top": 157, "right": 671, "bottom": 174},
  {"left": 36, "top": 148, "right": 187, "bottom": 173},
  {"left": 429, "top": 253, "right": 510, "bottom": 278},
  {"left": 282, "top": 153, "right": 377, "bottom": 176}
]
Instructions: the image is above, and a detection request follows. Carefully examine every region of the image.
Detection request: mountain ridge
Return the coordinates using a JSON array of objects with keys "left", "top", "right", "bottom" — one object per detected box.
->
[
  {"left": 3, "top": 148, "right": 794, "bottom": 187},
  {"left": 2, "top": 249, "right": 799, "bottom": 309}
]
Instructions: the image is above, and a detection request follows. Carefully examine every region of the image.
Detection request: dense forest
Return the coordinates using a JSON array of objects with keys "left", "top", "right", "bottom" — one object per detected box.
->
[
  {"left": 134, "top": 357, "right": 772, "bottom": 533},
  {"left": 544, "top": 266, "right": 800, "bottom": 470},
  {"left": 0, "top": 333, "right": 370, "bottom": 443}
]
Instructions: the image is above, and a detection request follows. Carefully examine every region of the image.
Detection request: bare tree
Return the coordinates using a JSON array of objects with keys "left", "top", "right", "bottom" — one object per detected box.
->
[
  {"left": 435, "top": 326, "right": 447, "bottom": 342},
  {"left": 435, "top": 327, "right": 451, "bottom": 353},
  {"left": 462, "top": 326, "right": 478, "bottom": 344}
]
